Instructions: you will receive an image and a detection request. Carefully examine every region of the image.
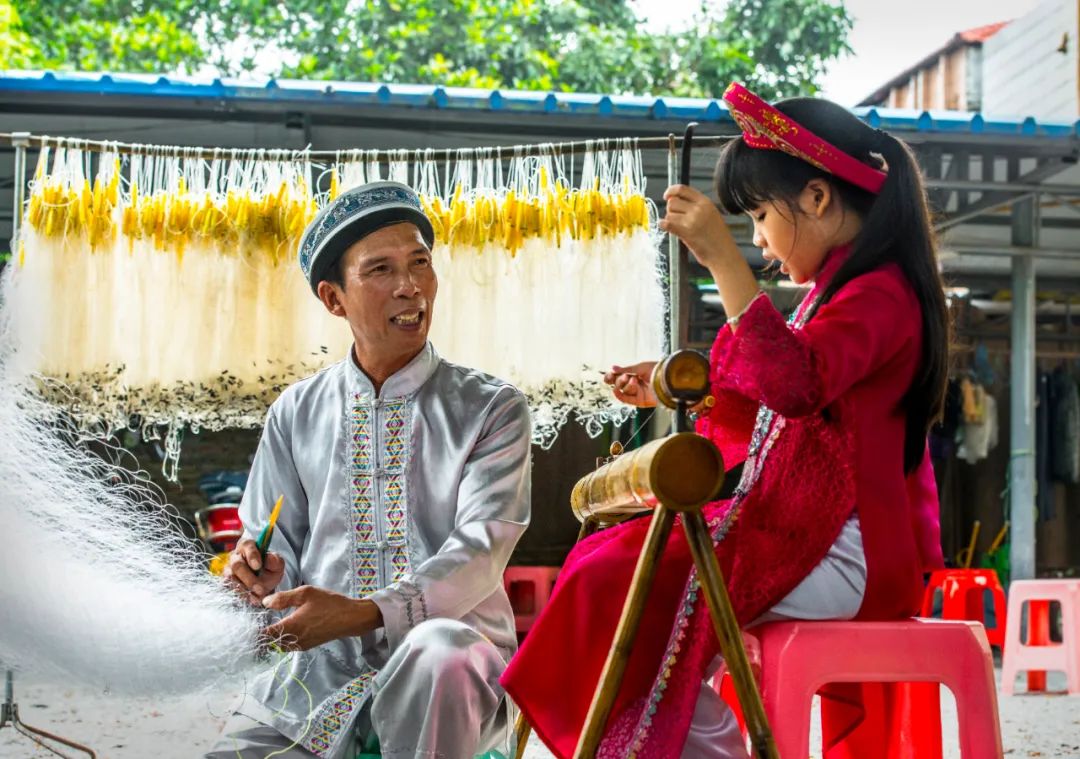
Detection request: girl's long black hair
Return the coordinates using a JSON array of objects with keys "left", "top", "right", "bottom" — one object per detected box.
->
[{"left": 714, "top": 97, "right": 948, "bottom": 474}]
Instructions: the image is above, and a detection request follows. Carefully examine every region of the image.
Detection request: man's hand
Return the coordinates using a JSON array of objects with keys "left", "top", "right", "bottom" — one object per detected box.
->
[
  {"left": 222, "top": 538, "right": 285, "bottom": 606},
  {"left": 262, "top": 586, "right": 383, "bottom": 652}
]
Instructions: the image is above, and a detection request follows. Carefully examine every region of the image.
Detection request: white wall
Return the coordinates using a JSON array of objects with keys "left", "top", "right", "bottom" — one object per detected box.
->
[{"left": 983, "top": 0, "right": 1079, "bottom": 119}]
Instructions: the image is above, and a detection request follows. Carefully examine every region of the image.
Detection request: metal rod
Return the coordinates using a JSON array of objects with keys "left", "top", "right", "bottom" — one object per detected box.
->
[
  {"left": 935, "top": 191, "right": 1036, "bottom": 232},
  {"left": 944, "top": 244, "right": 1080, "bottom": 259},
  {"left": 1, "top": 670, "right": 12, "bottom": 726},
  {"left": 666, "top": 134, "right": 679, "bottom": 355},
  {"left": 1044, "top": 192, "right": 1080, "bottom": 218},
  {"left": 574, "top": 506, "right": 677, "bottom": 758},
  {"left": 925, "top": 179, "right": 1080, "bottom": 195},
  {"left": 682, "top": 509, "right": 777, "bottom": 758},
  {"left": 1, "top": 673, "right": 96, "bottom": 757},
  {"left": 0, "top": 130, "right": 731, "bottom": 161},
  {"left": 10, "top": 132, "right": 28, "bottom": 253},
  {"left": 3, "top": 133, "right": 28, "bottom": 738},
  {"left": 668, "top": 122, "right": 697, "bottom": 355},
  {"left": 957, "top": 329, "right": 1080, "bottom": 345},
  {"left": 1010, "top": 198, "right": 1038, "bottom": 583}
]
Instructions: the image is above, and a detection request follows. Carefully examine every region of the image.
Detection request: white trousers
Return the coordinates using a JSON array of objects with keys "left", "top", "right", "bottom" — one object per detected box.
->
[{"left": 205, "top": 618, "right": 510, "bottom": 759}]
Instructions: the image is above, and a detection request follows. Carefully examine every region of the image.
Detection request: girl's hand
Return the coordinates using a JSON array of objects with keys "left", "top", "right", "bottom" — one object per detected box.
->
[
  {"left": 603, "top": 361, "right": 658, "bottom": 407},
  {"left": 660, "top": 184, "right": 733, "bottom": 268}
]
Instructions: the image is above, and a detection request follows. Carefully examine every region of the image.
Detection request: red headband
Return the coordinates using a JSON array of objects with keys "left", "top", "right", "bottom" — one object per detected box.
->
[{"left": 722, "top": 82, "right": 888, "bottom": 195}]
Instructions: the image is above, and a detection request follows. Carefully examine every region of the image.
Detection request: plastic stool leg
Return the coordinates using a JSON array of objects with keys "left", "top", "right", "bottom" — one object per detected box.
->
[
  {"left": 822, "top": 682, "right": 942, "bottom": 759},
  {"left": 1027, "top": 600, "right": 1049, "bottom": 693}
]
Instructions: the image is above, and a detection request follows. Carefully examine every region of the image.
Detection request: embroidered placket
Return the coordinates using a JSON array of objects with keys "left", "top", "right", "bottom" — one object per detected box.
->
[
  {"left": 379, "top": 398, "right": 411, "bottom": 584},
  {"left": 350, "top": 398, "right": 379, "bottom": 597},
  {"left": 350, "top": 394, "right": 413, "bottom": 597}
]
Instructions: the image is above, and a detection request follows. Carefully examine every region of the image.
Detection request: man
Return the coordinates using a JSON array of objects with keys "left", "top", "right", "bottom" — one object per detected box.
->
[{"left": 209, "top": 180, "right": 532, "bottom": 759}]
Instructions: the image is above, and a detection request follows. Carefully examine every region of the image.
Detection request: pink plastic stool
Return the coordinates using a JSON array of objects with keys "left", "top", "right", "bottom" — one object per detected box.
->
[
  {"left": 503, "top": 566, "right": 559, "bottom": 636},
  {"left": 752, "top": 619, "right": 1002, "bottom": 758},
  {"left": 1000, "top": 579, "right": 1080, "bottom": 695},
  {"left": 921, "top": 569, "right": 1007, "bottom": 652}
]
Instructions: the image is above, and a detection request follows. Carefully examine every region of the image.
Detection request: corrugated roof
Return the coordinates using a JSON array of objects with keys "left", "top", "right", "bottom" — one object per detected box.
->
[
  {"left": 959, "top": 21, "right": 1010, "bottom": 44},
  {"left": 1, "top": 69, "right": 1077, "bottom": 138},
  {"left": 859, "top": 20, "right": 1011, "bottom": 107}
]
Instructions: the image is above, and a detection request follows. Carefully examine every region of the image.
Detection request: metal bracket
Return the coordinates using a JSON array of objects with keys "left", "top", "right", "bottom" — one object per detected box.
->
[{"left": 0, "top": 671, "right": 97, "bottom": 758}]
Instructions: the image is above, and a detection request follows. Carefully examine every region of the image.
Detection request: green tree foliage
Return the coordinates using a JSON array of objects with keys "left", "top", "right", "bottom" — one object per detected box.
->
[
  {"left": 7, "top": 0, "right": 852, "bottom": 99},
  {"left": 11, "top": 1, "right": 206, "bottom": 72},
  {"left": 1, "top": 1, "right": 42, "bottom": 69}
]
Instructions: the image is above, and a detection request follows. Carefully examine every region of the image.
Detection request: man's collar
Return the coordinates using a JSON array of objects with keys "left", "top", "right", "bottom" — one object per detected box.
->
[{"left": 347, "top": 342, "right": 439, "bottom": 399}]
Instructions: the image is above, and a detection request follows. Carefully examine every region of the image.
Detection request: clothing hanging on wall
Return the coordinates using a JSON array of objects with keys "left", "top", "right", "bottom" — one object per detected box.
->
[
  {"left": 1049, "top": 366, "right": 1080, "bottom": 484},
  {"left": 1037, "top": 372, "right": 1055, "bottom": 521},
  {"left": 953, "top": 375, "right": 998, "bottom": 465},
  {"left": 958, "top": 391, "right": 998, "bottom": 465},
  {"left": 960, "top": 376, "right": 982, "bottom": 425},
  {"left": 930, "top": 377, "right": 963, "bottom": 461}
]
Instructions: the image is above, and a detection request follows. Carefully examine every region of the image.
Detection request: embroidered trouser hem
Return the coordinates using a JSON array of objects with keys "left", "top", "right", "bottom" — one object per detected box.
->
[
  {"left": 205, "top": 618, "right": 510, "bottom": 759},
  {"left": 204, "top": 714, "right": 320, "bottom": 758}
]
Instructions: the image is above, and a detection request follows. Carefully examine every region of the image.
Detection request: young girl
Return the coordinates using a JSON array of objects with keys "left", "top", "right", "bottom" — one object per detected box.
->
[{"left": 501, "top": 84, "right": 947, "bottom": 758}]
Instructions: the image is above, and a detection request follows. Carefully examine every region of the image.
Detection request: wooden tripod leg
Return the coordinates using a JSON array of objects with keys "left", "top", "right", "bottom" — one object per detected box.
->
[
  {"left": 573, "top": 505, "right": 677, "bottom": 759},
  {"left": 681, "top": 508, "right": 778, "bottom": 759},
  {"left": 512, "top": 516, "right": 601, "bottom": 758},
  {"left": 577, "top": 517, "right": 600, "bottom": 542},
  {"left": 512, "top": 710, "right": 531, "bottom": 759}
]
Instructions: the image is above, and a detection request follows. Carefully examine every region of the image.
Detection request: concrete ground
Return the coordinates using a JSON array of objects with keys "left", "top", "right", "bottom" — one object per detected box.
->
[{"left": 1, "top": 669, "right": 1077, "bottom": 758}]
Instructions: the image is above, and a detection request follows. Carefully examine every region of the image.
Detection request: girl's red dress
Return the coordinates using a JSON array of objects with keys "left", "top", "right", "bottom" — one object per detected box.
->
[{"left": 501, "top": 248, "right": 945, "bottom": 757}]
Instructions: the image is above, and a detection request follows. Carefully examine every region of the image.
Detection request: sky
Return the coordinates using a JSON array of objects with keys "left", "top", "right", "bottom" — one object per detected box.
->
[{"left": 634, "top": 0, "right": 1042, "bottom": 106}]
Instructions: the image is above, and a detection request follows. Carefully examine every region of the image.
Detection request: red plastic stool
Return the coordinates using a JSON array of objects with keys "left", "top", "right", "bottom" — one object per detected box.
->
[
  {"left": 1001, "top": 579, "right": 1080, "bottom": 695},
  {"left": 713, "top": 628, "right": 945, "bottom": 758},
  {"left": 716, "top": 619, "right": 1002, "bottom": 758},
  {"left": 503, "top": 566, "right": 559, "bottom": 636},
  {"left": 921, "top": 569, "right": 1007, "bottom": 652},
  {"left": 711, "top": 631, "right": 760, "bottom": 736}
]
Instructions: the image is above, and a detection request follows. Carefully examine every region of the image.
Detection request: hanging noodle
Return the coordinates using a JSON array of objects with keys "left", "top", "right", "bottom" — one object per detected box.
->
[
  {"left": 0, "top": 265, "right": 267, "bottom": 694},
  {"left": 0, "top": 134, "right": 663, "bottom": 706},
  {"left": 13, "top": 137, "right": 664, "bottom": 473}
]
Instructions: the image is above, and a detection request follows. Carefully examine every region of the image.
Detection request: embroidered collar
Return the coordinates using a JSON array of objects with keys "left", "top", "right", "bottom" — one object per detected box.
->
[
  {"left": 348, "top": 341, "right": 440, "bottom": 399},
  {"left": 810, "top": 243, "right": 853, "bottom": 295}
]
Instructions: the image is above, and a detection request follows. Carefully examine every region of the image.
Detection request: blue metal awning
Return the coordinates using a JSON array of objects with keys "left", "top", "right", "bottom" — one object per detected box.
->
[{"left": 2, "top": 70, "right": 1077, "bottom": 139}]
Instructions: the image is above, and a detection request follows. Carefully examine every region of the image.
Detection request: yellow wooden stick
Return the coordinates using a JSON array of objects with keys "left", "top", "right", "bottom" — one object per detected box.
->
[
  {"left": 959, "top": 520, "right": 981, "bottom": 569},
  {"left": 988, "top": 521, "right": 1010, "bottom": 555},
  {"left": 267, "top": 494, "right": 284, "bottom": 532},
  {"left": 255, "top": 494, "right": 285, "bottom": 566}
]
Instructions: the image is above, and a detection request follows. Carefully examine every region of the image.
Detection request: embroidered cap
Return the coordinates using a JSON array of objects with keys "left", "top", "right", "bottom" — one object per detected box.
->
[{"left": 297, "top": 180, "right": 435, "bottom": 294}]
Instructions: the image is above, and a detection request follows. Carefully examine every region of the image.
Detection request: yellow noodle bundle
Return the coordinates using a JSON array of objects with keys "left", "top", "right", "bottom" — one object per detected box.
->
[
  {"left": 13, "top": 143, "right": 663, "bottom": 475},
  {"left": 27, "top": 166, "right": 648, "bottom": 258}
]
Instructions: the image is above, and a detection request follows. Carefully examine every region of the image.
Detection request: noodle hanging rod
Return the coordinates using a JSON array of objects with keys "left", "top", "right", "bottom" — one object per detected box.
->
[{"left": 0, "top": 131, "right": 733, "bottom": 161}]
